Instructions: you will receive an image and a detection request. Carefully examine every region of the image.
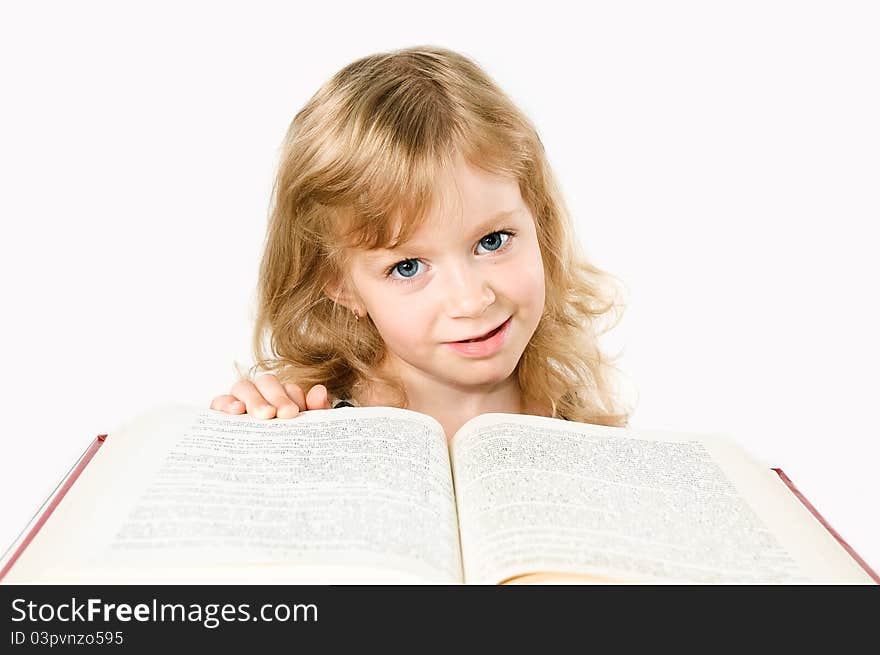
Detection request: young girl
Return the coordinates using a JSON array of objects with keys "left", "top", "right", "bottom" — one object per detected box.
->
[{"left": 209, "top": 45, "right": 633, "bottom": 440}]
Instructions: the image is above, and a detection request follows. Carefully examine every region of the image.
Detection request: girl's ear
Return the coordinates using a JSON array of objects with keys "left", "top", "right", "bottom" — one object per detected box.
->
[{"left": 323, "top": 279, "right": 362, "bottom": 314}]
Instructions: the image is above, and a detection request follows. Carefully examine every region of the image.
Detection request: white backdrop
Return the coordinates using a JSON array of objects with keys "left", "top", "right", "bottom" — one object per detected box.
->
[{"left": 2, "top": 1, "right": 878, "bottom": 576}]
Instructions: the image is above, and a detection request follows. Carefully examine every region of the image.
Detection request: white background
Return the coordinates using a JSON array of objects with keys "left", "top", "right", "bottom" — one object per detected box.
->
[{"left": 1, "top": 1, "right": 878, "bottom": 576}]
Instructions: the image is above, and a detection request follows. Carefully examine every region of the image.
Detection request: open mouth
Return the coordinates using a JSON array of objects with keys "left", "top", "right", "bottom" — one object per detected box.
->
[{"left": 455, "top": 318, "right": 509, "bottom": 343}]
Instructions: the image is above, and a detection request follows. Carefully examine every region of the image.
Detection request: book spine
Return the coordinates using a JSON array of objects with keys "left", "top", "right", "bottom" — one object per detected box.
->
[
  {"left": 0, "top": 434, "right": 107, "bottom": 582},
  {"left": 773, "top": 468, "right": 879, "bottom": 584}
]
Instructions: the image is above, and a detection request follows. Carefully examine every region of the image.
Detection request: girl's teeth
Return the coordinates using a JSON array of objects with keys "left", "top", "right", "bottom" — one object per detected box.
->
[{"left": 459, "top": 322, "right": 503, "bottom": 343}]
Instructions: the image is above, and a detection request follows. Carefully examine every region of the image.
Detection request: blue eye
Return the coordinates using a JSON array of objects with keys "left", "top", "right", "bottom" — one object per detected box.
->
[
  {"left": 385, "top": 230, "right": 516, "bottom": 286},
  {"left": 390, "top": 259, "right": 422, "bottom": 280},
  {"left": 476, "top": 232, "right": 508, "bottom": 253}
]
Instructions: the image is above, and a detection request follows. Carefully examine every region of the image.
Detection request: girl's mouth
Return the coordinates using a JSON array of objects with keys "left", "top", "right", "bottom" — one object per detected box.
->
[
  {"left": 455, "top": 319, "right": 508, "bottom": 343},
  {"left": 445, "top": 317, "right": 513, "bottom": 358}
]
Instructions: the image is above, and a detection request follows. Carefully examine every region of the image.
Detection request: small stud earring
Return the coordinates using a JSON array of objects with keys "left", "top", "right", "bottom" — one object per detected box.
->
[{"left": 353, "top": 309, "right": 359, "bottom": 321}]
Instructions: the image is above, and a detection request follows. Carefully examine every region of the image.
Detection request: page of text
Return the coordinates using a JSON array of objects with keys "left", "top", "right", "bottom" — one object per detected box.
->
[
  {"left": 6, "top": 405, "right": 462, "bottom": 584},
  {"left": 450, "top": 414, "right": 871, "bottom": 584}
]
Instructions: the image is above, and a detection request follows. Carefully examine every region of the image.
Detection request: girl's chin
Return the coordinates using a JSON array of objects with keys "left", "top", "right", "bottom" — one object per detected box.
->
[{"left": 442, "top": 360, "right": 518, "bottom": 386}]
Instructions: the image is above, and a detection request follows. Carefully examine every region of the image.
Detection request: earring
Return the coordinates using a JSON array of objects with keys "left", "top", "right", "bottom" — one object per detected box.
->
[{"left": 353, "top": 309, "right": 359, "bottom": 321}]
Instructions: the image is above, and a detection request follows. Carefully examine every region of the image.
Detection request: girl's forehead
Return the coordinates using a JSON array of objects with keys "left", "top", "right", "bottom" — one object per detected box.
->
[
  {"left": 338, "top": 155, "right": 528, "bottom": 254},
  {"left": 408, "top": 165, "right": 524, "bottom": 229}
]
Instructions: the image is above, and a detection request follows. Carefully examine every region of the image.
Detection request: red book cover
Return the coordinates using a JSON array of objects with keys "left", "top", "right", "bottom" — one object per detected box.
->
[
  {"left": 0, "top": 434, "right": 107, "bottom": 582},
  {"left": 1, "top": 437, "right": 877, "bottom": 583},
  {"left": 771, "top": 468, "right": 879, "bottom": 584}
]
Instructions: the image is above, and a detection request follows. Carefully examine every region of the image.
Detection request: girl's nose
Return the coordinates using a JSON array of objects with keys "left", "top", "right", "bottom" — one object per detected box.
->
[{"left": 443, "top": 261, "right": 496, "bottom": 317}]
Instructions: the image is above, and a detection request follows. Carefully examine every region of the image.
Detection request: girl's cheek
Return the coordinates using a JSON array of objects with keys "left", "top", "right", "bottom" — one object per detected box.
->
[{"left": 509, "top": 248, "right": 545, "bottom": 285}]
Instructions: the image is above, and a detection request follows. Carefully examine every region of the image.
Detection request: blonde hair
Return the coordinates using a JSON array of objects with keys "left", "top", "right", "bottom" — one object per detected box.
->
[{"left": 245, "top": 45, "right": 635, "bottom": 427}]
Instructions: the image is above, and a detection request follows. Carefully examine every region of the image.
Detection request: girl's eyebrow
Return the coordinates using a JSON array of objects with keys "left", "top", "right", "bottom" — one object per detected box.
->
[
  {"left": 369, "top": 208, "right": 524, "bottom": 258},
  {"left": 464, "top": 208, "right": 523, "bottom": 237}
]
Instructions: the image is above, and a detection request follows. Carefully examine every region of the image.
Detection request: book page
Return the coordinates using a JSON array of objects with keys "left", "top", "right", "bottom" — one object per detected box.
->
[
  {"left": 450, "top": 413, "right": 874, "bottom": 584},
  {"left": 4, "top": 404, "right": 462, "bottom": 584}
]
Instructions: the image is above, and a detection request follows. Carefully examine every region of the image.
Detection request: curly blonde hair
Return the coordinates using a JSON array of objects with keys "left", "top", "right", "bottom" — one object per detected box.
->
[{"left": 244, "top": 45, "right": 636, "bottom": 427}]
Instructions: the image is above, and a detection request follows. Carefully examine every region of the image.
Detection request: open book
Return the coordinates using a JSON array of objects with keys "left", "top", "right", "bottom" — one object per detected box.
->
[{"left": 1, "top": 404, "right": 876, "bottom": 584}]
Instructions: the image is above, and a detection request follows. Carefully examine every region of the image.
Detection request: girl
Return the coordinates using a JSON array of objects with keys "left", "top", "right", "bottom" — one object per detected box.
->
[{"left": 209, "top": 45, "right": 633, "bottom": 440}]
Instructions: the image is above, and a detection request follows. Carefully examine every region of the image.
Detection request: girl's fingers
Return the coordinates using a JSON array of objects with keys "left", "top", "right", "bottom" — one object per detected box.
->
[
  {"left": 306, "top": 384, "right": 332, "bottom": 410},
  {"left": 283, "top": 383, "right": 307, "bottom": 413},
  {"left": 222, "top": 375, "right": 323, "bottom": 419},
  {"left": 210, "top": 394, "right": 245, "bottom": 414},
  {"left": 254, "top": 373, "right": 304, "bottom": 419},
  {"left": 230, "top": 378, "right": 275, "bottom": 419}
]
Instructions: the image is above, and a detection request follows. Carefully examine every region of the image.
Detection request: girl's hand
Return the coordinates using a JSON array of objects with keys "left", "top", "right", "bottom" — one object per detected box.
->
[{"left": 209, "top": 374, "right": 332, "bottom": 419}]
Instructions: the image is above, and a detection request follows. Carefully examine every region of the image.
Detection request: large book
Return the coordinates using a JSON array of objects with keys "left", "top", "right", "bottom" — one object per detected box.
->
[{"left": 1, "top": 404, "right": 876, "bottom": 584}]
